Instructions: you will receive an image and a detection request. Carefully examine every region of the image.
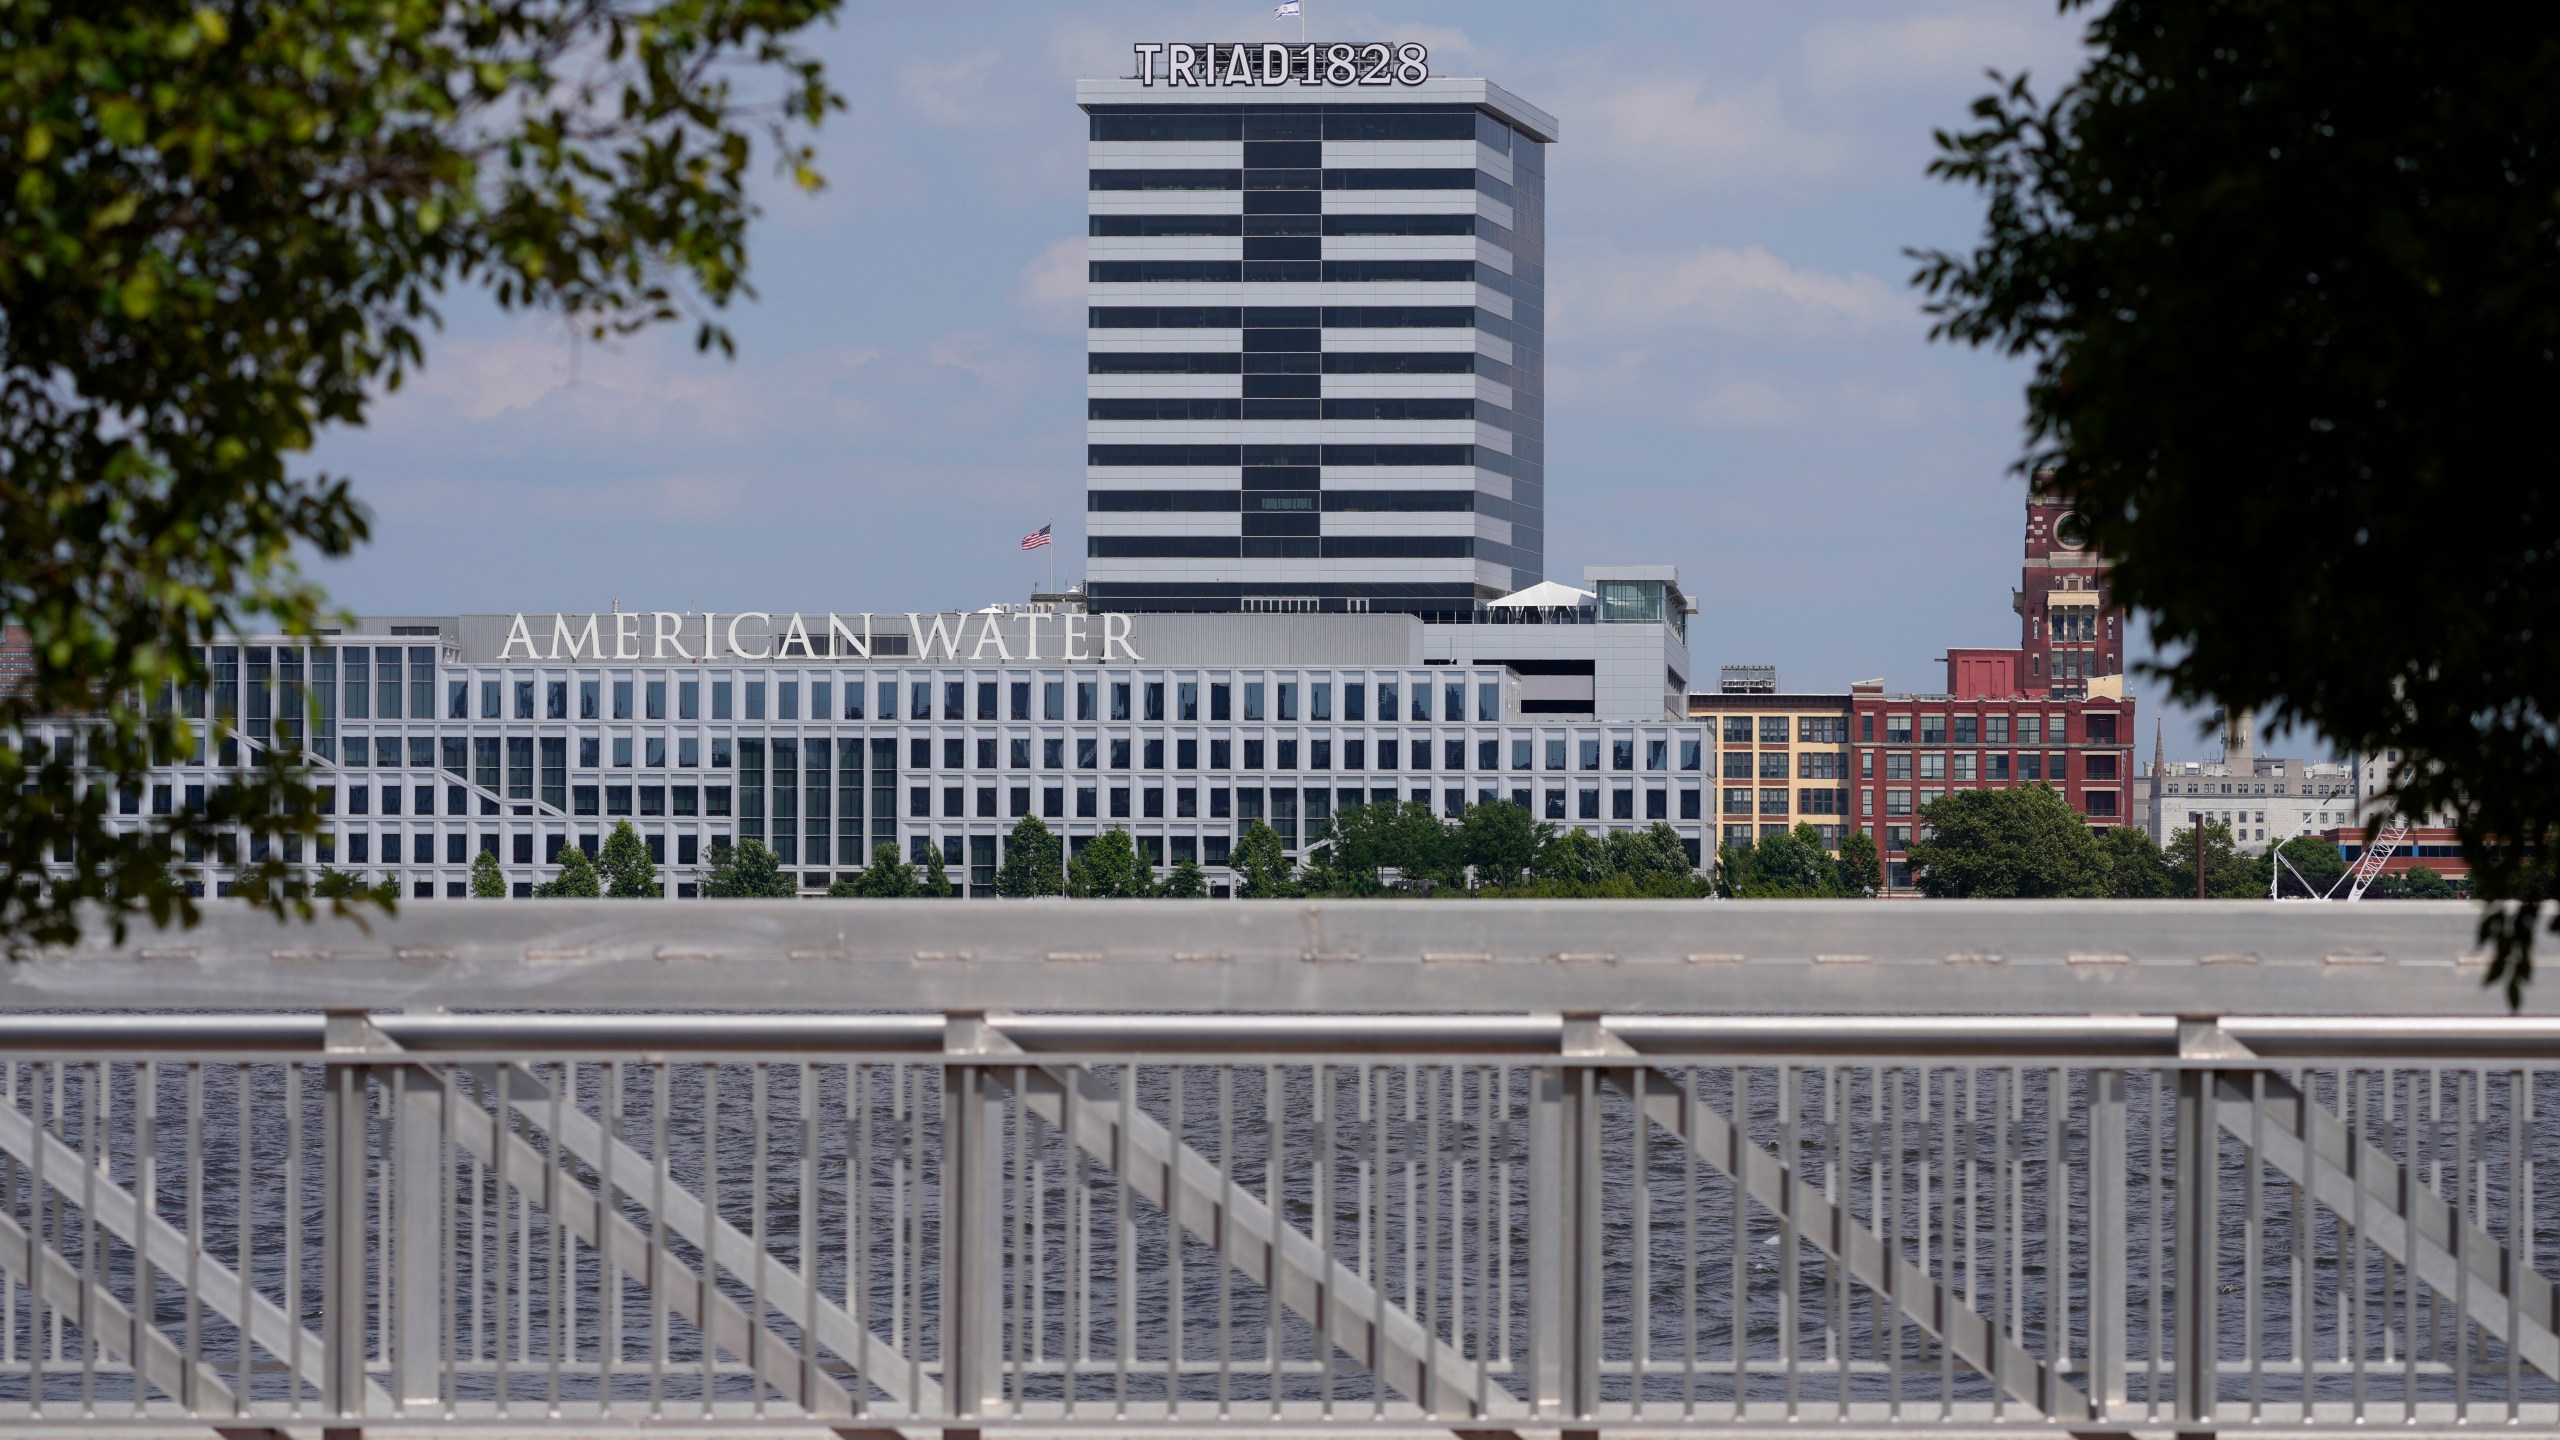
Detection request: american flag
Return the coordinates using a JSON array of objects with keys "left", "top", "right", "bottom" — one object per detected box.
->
[{"left": 1021, "top": 523, "right": 1053, "bottom": 551}]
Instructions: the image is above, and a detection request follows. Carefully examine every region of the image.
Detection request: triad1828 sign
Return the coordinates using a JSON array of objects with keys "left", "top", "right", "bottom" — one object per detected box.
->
[{"left": 1129, "top": 42, "right": 1431, "bottom": 88}]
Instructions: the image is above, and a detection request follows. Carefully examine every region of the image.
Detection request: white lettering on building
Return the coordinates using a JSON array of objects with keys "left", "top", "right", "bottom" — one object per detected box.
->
[
  {"left": 909, "top": 612, "right": 967, "bottom": 661},
  {"left": 1130, "top": 41, "right": 1430, "bottom": 87},
  {"left": 490, "top": 611, "right": 1143, "bottom": 663},
  {"left": 550, "top": 612, "right": 602, "bottom": 661},
  {"left": 726, "top": 611, "right": 772, "bottom": 660},
  {"left": 776, "top": 612, "right": 816, "bottom": 659}
]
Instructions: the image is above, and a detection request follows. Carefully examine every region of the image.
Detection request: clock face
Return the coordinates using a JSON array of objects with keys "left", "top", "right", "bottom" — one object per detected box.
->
[{"left": 2054, "top": 511, "right": 2089, "bottom": 550}]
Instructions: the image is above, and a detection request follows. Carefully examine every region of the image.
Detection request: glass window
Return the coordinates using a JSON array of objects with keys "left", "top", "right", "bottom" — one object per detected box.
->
[
  {"left": 910, "top": 683, "right": 931, "bottom": 720},
  {"left": 1545, "top": 738, "right": 1566, "bottom": 770},
  {"left": 778, "top": 682, "right": 799, "bottom": 721},
  {"left": 1886, "top": 715, "right": 1912, "bottom": 743},
  {"left": 1244, "top": 682, "right": 1265, "bottom": 720},
  {"left": 1077, "top": 681, "right": 1097, "bottom": 721},
  {"left": 645, "top": 680, "right": 666, "bottom": 720},
  {"left": 1722, "top": 717, "right": 1751, "bottom": 743},
  {"left": 1759, "top": 716, "right": 1787, "bottom": 743},
  {"left": 613, "top": 680, "right": 634, "bottom": 720},
  {"left": 1177, "top": 681, "right": 1198, "bottom": 720},
  {"left": 1377, "top": 683, "right": 1399, "bottom": 721},
  {"left": 1579, "top": 739, "right": 1601, "bottom": 771},
  {"left": 943, "top": 681, "right": 964, "bottom": 720},
  {"left": 1680, "top": 739, "right": 1701, "bottom": 771}
]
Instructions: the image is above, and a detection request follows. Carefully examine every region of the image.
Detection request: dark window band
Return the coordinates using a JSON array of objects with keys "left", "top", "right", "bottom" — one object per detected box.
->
[
  {"left": 1089, "top": 398, "right": 1243, "bottom": 421},
  {"left": 1089, "top": 214, "right": 1244, "bottom": 236},
  {"left": 1090, "top": 261, "right": 1244, "bottom": 283},
  {"left": 1088, "top": 352, "right": 1243, "bottom": 374},
  {"left": 1320, "top": 398, "right": 1474, "bottom": 421},
  {"left": 1088, "top": 490, "right": 1242, "bottom": 511},
  {"left": 1088, "top": 444, "right": 1244, "bottom": 466},
  {"left": 1323, "top": 260, "right": 1477, "bottom": 283},
  {"left": 1090, "top": 168, "right": 1240, "bottom": 190}
]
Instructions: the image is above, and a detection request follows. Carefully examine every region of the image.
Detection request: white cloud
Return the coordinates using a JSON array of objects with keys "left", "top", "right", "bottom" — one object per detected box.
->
[
  {"left": 1013, "top": 235, "right": 1087, "bottom": 327},
  {"left": 1692, "top": 376, "right": 1803, "bottom": 428},
  {"left": 1803, "top": 9, "right": 2085, "bottom": 101},
  {"left": 1559, "top": 244, "right": 1908, "bottom": 339},
  {"left": 894, "top": 51, "right": 1012, "bottom": 130},
  {"left": 1570, "top": 76, "right": 1845, "bottom": 183}
]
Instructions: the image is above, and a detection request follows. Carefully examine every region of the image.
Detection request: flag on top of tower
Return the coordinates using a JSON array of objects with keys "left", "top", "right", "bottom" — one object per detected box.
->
[
  {"left": 1021, "top": 523, "right": 1053, "bottom": 552},
  {"left": 1274, "top": 1, "right": 1300, "bottom": 16}
]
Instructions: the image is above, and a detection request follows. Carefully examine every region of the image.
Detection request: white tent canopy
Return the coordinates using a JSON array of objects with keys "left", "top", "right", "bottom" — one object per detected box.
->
[{"left": 1487, "top": 580, "right": 1595, "bottom": 609}]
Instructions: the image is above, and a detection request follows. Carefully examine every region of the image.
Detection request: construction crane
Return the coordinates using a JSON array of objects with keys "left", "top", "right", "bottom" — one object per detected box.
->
[
  {"left": 2266, "top": 804, "right": 2407, "bottom": 902},
  {"left": 2341, "top": 816, "right": 2412, "bottom": 900}
]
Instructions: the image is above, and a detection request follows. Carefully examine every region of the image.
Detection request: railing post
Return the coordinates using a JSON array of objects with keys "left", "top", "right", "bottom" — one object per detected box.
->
[
  {"left": 391, "top": 1062, "right": 445, "bottom": 1410},
  {"left": 322, "top": 1011, "right": 376, "bottom": 1420},
  {"left": 2173, "top": 1060, "right": 2218, "bottom": 1435},
  {"left": 942, "top": 1012, "right": 1007, "bottom": 1436},
  {"left": 1531, "top": 1018, "right": 1605, "bottom": 1431},
  {"left": 2087, "top": 1067, "right": 2128, "bottom": 1417}
]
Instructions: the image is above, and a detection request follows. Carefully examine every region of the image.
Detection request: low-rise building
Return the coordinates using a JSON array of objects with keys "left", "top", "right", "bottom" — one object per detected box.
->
[
  {"left": 1684, "top": 670, "right": 1853, "bottom": 852},
  {"left": 2142, "top": 711, "right": 2358, "bottom": 851},
  {"left": 1851, "top": 666, "right": 2136, "bottom": 893}
]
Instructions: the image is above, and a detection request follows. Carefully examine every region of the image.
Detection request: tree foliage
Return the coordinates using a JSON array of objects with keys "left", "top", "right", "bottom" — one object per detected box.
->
[
  {"left": 2165, "top": 821, "right": 2262, "bottom": 899},
  {"left": 1156, "top": 859, "right": 1208, "bottom": 897},
  {"left": 1835, "top": 830, "right": 1884, "bottom": 897},
  {"left": 1231, "top": 821, "right": 1296, "bottom": 898},
  {"left": 921, "top": 847, "right": 954, "bottom": 898},
  {"left": 995, "top": 816, "right": 1063, "bottom": 897},
  {"left": 469, "top": 848, "right": 506, "bottom": 899},
  {"left": 832, "top": 843, "right": 915, "bottom": 898},
  {"left": 1913, "top": 0, "right": 2560, "bottom": 996},
  {"left": 0, "top": 0, "right": 843, "bottom": 950},
  {"left": 701, "top": 839, "right": 792, "bottom": 898},
  {"left": 532, "top": 844, "right": 600, "bottom": 899},
  {"left": 598, "top": 820, "right": 660, "bottom": 899},
  {"left": 1717, "top": 823, "right": 1842, "bottom": 898},
  {"left": 2263, "top": 833, "right": 2350, "bottom": 899},
  {"left": 1454, "top": 801, "right": 1543, "bottom": 888},
  {"left": 1066, "top": 829, "right": 1153, "bottom": 898},
  {"left": 1907, "top": 787, "right": 2108, "bottom": 898},
  {"left": 2099, "top": 825, "right": 2175, "bottom": 898}
]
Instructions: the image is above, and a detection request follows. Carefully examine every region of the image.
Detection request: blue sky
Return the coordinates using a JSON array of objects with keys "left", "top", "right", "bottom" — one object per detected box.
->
[{"left": 310, "top": 0, "right": 2227, "bottom": 758}]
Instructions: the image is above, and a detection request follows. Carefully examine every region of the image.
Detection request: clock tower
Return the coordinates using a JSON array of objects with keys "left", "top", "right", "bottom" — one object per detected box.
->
[{"left": 2014, "top": 469, "right": 2123, "bottom": 699}]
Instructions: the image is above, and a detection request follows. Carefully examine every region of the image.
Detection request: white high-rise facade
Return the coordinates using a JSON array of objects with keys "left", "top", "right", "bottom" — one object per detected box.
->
[{"left": 1078, "top": 47, "right": 1555, "bottom": 617}]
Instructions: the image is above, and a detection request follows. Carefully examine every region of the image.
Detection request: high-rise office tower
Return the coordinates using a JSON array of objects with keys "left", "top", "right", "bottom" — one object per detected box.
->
[{"left": 1079, "top": 45, "right": 1555, "bottom": 615}]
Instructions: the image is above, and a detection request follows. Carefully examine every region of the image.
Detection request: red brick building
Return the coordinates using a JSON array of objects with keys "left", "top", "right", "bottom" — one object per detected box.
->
[
  {"left": 1851, "top": 676, "right": 2136, "bottom": 891},
  {"left": 1846, "top": 478, "right": 2138, "bottom": 891},
  {"left": 2015, "top": 472, "right": 2125, "bottom": 698}
]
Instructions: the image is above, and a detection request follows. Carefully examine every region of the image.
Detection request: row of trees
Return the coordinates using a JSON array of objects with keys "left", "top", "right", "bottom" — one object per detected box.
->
[
  {"left": 478, "top": 803, "right": 1714, "bottom": 900},
  {"left": 1714, "top": 825, "right": 1884, "bottom": 898},
  {"left": 413, "top": 791, "right": 2462, "bottom": 904},
  {"left": 1905, "top": 786, "right": 2463, "bottom": 899}
]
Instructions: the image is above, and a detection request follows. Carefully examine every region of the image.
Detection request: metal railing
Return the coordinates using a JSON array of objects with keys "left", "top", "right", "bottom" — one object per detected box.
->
[{"left": 0, "top": 900, "right": 2553, "bottom": 1433}]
